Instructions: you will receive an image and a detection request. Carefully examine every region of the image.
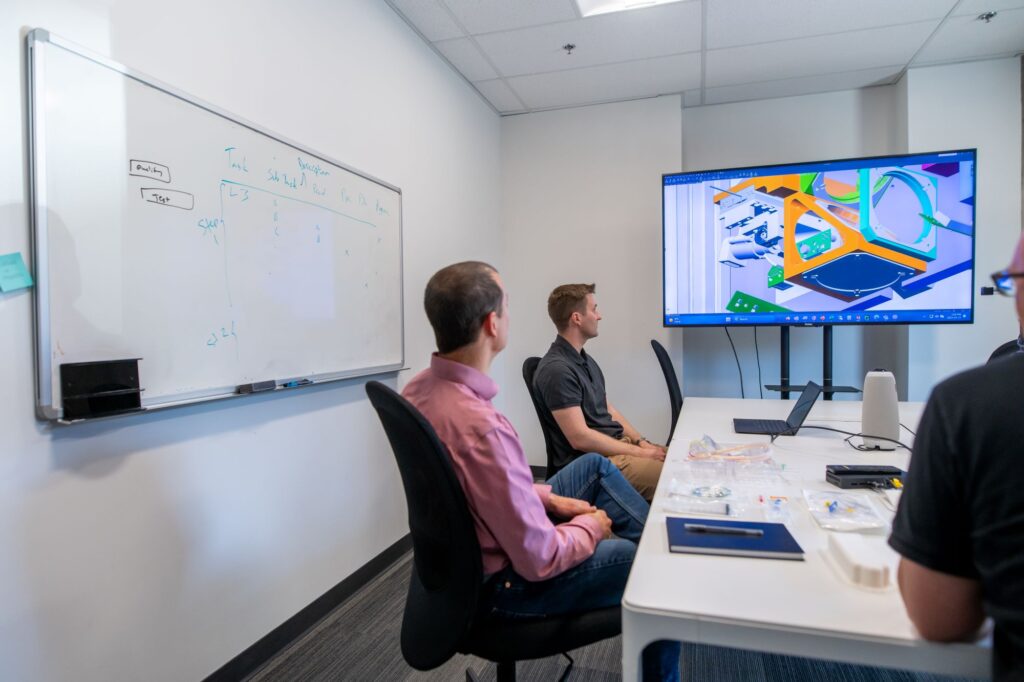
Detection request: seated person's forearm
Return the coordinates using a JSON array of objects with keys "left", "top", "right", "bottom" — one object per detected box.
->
[
  {"left": 566, "top": 429, "right": 644, "bottom": 458},
  {"left": 607, "top": 403, "right": 641, "bottom": 442}
]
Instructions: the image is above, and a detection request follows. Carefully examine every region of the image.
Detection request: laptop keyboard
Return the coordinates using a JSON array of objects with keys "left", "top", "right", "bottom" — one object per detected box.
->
[
  {"left": 734, "top": 418, "right": 790, "bottom": 434},
  {"left": 743, "top": 419, "right": 784, "bottom": 433}
]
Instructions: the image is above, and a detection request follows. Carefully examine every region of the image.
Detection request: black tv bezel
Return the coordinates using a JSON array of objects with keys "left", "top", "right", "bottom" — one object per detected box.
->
[{"left": 661, "top": 148, "right": 978, "bottom": 329}]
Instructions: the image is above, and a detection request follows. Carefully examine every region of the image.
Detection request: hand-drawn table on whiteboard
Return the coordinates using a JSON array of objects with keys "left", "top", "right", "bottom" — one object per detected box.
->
[{"left": 28, "top": 29, "right": 403, "bottom": 421}]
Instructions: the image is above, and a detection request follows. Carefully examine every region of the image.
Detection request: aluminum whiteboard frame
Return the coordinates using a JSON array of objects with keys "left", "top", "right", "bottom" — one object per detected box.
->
[{"left": 27, "top": 28, "right": 405, "bottom": 422}]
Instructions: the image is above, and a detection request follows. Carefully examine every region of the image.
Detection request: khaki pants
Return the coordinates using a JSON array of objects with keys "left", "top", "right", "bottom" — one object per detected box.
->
[{"left": 609, "top": 453, "right": 662, "bottom": 503}]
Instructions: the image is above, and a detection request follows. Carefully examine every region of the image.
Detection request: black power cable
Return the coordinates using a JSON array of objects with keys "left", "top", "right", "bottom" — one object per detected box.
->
[
  {"left": 753, "top": 327, "right": 763, "bottom": 399},
  {"left": 782, "top": 424, "right": 913, "bottom": 452},
  {"left": 723, "top": 327, "right": 745, "bottom": 399}
]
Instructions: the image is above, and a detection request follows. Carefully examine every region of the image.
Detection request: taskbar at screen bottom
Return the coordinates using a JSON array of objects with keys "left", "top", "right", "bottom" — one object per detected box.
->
[{"left": 664, "top": 309, "right": 972, "bottom": 326}]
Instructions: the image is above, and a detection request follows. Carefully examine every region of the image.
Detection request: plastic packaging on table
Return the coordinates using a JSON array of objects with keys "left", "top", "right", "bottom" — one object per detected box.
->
[
  {"left": 761, "top": 495, "right": 792, "bottom": 522},
  {"left": 803, "top": 489, "right": 888, "bottom": 532},
  {"left": 662, "top": 494, "right": 733, "bottom": 517},
  {"left": 677, "top": 436, "right": 782, "bottom": 488},
  {"left": 664, "top": 476, "right": 753, "bottom": 517},
  {"left": 687, "top": 435, "right": 773, "bottom": 462}
]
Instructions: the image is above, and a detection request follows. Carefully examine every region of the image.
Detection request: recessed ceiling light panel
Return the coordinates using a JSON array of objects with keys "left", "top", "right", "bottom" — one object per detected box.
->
[{"left": 575, "top": 0, "right": 687, "bottom": 18}]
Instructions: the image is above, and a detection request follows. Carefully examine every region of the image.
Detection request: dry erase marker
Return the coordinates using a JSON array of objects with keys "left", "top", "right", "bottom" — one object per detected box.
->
[{"left": 683, "top": 523, "right": 764, "bottom": 537}]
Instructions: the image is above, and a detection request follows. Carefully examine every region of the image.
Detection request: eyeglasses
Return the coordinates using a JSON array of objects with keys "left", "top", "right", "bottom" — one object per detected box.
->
[{"left": 991, "top": 270, "right": 1024, "bottom": 296}]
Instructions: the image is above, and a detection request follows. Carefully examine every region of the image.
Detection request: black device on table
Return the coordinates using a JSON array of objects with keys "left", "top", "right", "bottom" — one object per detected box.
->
[
  {"left": 826, "top": 464, "right": 905, "bottom": 489},
  {"left": 733, "top": 381, "right": 822, "bottom": 436}
]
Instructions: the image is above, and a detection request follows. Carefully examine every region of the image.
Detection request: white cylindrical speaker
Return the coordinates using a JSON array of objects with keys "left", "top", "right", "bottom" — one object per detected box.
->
[{"left": 861, "top": 370, "right": 899, "bottom": 450}]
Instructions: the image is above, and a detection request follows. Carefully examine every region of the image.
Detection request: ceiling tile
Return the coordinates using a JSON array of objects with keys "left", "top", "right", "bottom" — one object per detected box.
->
[
  {"left": 474, "top": 1, "right": 701, "bottom": 78},
  {"left": 702, "top": 65, "right": 902, "bottom": 106},
  {"left": 706, "top": 0, "right": 956, "bottom": 50},
  {"left": 682, "top": 89, "right": 703, "bottom": 107},
  {"left": 706, "top": 21, "right": 936, "bottom": 88},
  {"left": 435, "top": 38, "right": 499, "bottom": 81},
  {"left": 952, "top": 0, "right": 1024, "bottom": 17},
  {"left": 388, "top": 0, "right": 464, "bottom": 41},
  {"left": 442, "top": 0, "right": 579, "bottom": 35},
  {"left": 508, "top": 52, "right": 701, "bottom": 110},
  {"left": 475, "top": 79, "right": 527, "bottom": 113},
  {"left": 916, "top": 8, "right": 1024, "bottom": 64}
]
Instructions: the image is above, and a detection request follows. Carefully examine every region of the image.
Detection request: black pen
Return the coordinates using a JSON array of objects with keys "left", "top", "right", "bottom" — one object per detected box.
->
[{"left": 683, "top": 523, "right": 764, "bottom": 537}]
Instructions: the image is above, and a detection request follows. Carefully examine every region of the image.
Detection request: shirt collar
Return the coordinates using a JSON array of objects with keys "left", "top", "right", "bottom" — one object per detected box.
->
[
  {"left": 553, "top": 334, "right": 588, "bottom": 366},
  {"left": 430, "top": 353, "right": 499, "bottom": 400}
]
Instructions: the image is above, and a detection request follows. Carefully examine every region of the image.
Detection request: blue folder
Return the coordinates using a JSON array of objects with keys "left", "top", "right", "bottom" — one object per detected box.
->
[{"left": 666, "top": 516, "right": 805, "bottom": 561}]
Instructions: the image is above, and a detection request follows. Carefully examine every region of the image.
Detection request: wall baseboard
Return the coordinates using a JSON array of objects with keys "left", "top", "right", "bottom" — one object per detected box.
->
[{"left": 204, "top": 533, "right": 413, "bottom": 681}]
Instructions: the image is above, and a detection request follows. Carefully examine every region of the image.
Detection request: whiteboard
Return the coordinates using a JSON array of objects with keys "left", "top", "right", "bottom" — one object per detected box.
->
[{"left": 28, "top": 30, "right": 403, "bottom": 421}]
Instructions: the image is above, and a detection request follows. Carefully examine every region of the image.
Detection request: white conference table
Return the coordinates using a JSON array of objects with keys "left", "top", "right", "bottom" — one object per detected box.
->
[{"left": 621, "top": 397, "right": 990, "bottom": 681}]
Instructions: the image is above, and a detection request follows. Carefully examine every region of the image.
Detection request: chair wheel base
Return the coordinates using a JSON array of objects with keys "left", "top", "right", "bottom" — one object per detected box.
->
[{"left": 464, "top": 653, "right": 572, "bottom": 682}]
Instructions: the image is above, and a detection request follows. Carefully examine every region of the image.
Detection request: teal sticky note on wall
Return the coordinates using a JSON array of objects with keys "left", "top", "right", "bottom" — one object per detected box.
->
[{"left": 0, "top": 252, "right": 34, "bottom": 292}]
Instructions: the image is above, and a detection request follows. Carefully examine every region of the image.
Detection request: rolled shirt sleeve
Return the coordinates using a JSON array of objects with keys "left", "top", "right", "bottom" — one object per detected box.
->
[{"left": 462, "top": 425, "right": 602, "bottom": 582}]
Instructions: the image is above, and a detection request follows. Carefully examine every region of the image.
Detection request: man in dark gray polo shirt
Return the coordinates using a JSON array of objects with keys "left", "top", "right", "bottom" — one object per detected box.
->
[{"left": 533, "top": 283, "right": 665, "bottom": 501}]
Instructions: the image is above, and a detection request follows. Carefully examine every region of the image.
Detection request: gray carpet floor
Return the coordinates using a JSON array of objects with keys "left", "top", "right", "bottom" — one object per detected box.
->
[{"left": 246, "top": 551, "right": 984, "bottom": 681}]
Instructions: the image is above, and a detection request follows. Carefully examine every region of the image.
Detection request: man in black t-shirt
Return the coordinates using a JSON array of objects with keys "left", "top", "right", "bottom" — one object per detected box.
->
[
  {"left": 533, "top": 283, "right": 665, "bottom": 501},
  {"left": 889, "top": 234, "right": 1024, "bottom": 680}
]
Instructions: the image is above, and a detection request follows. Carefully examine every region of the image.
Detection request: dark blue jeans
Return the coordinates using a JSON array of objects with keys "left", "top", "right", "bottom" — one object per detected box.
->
[{"left": 481, "top": 453, "right": 681, "bottom": 681}]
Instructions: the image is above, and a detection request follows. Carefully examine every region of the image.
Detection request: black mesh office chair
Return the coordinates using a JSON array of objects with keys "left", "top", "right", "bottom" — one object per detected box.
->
[
  {"left": 650, "top": 339, "right": 683, "bottom": 446},
  {"left": 365, "top": 381, "right": 620, "bottom": 682},
  {"left": 522, "top": 357, "right": 576, "bottom": 477}
]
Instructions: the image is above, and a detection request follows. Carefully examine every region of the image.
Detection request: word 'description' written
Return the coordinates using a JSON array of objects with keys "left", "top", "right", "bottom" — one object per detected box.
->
[
  {"left": 140, "top": 187, "right": 194, "bottom": 210},
  {"left": 129, "top": 159, "right": 171, "bottom": 182}
]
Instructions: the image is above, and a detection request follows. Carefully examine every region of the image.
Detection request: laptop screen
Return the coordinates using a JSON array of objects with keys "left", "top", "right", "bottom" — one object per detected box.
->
[{"left": 785, "top": 382, "right": 822, "bottom": 429}]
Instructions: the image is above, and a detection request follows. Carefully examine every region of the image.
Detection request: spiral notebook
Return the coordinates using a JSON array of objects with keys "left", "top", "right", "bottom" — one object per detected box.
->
[{"left": 666, "top": 517, "right": 805, "bottom": 561}]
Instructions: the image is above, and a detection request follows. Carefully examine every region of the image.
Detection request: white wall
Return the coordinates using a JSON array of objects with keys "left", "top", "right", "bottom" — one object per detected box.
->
[
  {"left": 679, "top": 85, "right": 911, "bottom": 400},
  {"left": 501, "top": 97, "right": 683, "bottom": 465},
  {"left": 905, "top": 58, "right": 1023, "bottom": 399},
  {"left": 0, "top": 1, "right": 500, "bottom": 680}
]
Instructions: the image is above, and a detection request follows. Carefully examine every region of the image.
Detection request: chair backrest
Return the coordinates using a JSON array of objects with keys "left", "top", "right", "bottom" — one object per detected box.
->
[
  {"left": 522, "top": 356, "right": 573, "bottom": 477},
  {"left": 650, "top": 339, "right": 683, "bottom": 446},
  {"left": 365, "top": 381, "right": 483, "bottom": 671}
]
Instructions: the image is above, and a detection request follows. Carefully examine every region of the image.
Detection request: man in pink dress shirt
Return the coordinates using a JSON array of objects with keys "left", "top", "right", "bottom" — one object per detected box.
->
[{"left": 403, "top": 261, "right": 679, "bottom": 681}]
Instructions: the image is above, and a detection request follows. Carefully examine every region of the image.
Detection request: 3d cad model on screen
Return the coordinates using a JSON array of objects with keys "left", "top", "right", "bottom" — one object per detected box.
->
[{"left": 663, "top": 150, "right": 976, "bottom": 327}]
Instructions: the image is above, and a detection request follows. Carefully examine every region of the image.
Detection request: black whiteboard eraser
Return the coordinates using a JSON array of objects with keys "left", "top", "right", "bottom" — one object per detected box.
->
[
  {"left": 237, "top": 380, "right": 276, "bottom": 394},
  {"left": 60, "top": 358, "right": 143, "bottom": 419}
]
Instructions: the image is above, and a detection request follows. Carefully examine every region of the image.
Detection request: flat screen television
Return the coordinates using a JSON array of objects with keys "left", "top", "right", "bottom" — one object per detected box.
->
[{"left": 662, "top": 149, "right": 976, "bottom": 327}]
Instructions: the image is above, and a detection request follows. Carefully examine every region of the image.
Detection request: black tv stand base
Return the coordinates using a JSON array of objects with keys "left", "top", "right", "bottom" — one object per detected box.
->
[{"left": 776, "top": 325, "right": 859, "bottom": 400}]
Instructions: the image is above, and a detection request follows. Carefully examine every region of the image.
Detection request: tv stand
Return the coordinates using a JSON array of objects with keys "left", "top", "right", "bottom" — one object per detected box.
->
[{"left": 770, "top": 325, "right": 859, "bottom": 400}]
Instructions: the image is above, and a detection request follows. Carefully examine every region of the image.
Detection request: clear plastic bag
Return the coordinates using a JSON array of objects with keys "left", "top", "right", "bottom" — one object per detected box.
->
[
  {"left": 662, "top": 495, "right": 732, "bottom": 516},
  {"left": 687, "top": 435, "right": 773, "bottom": 462},
  {"left": 803, "top": 490, "right": 888, "bottom": 532},
  {"left": 761, "top": 495, "right": 792, "bottom": 523},
  {"left": 663, "top": 436, "right": 785, "bottom": 520}
]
